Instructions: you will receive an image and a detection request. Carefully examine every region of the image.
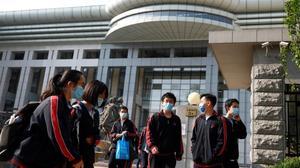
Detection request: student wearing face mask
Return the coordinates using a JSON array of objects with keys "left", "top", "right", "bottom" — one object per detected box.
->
[
  {"left": 146, "top": 92, "right": 183, "bottom": 168},
  {"left": 191, "top": 93, "right": 227, "bottom": 168},
  {"left": 72, "top": 80, "right": 108, "bottom": 168},
  {"left": 223, "top": 99, "right": 247, "bottom": 168},
  {"left": 109, "top": 106, "right": 137, "bottom": 168},
  {"left": 11, "top": 70, "right": 85, "bottom": 168}
]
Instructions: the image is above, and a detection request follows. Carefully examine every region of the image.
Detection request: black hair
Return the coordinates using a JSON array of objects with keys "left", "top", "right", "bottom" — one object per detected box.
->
[
  {"left": 82, "top": 80, "right": 108, "bottom": 106},
  {"left": 200, "top": 93, "right": 217, "bottom": 107},
  {"left": 120, "top": 105, "right": 128, "bottom": 112},
  {"left": 40, "top": 70, "right": 83, "bottom": 101},
  {"left": 160, "top": 92, "right": 176, "bottom": 104},
  {"left": 224, "top": 98, "right": 239, "bottom": 111}
]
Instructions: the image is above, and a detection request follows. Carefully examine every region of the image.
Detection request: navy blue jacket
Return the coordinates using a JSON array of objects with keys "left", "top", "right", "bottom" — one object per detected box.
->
[{"left": 14, "top": 96, "right": 81, "bottom": 168}]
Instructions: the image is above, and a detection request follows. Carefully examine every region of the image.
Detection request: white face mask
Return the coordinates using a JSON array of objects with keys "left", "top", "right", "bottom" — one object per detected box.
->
[{"left": 119, "top": 112, "right": 128, "bottom": 120}]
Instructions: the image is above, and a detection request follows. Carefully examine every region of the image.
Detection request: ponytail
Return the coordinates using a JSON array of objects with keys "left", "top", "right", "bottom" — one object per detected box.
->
[{"left": 40, "top": 70, "right": 83, "bottom": 101}]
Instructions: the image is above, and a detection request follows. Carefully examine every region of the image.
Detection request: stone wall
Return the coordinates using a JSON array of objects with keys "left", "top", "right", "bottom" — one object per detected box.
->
[{"left": 251, "top": 64, "right": 285, "bottom": 168}]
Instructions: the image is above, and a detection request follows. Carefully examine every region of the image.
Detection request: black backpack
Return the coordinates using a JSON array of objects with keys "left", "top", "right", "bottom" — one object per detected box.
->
[{"left": 0, "top": 102, "right": 40, "bottom": 161}]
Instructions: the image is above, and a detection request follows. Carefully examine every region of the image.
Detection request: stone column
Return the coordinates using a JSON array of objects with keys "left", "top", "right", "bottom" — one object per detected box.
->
[{"left": 251, "top": 64, "right": 285, "bottom": 168}]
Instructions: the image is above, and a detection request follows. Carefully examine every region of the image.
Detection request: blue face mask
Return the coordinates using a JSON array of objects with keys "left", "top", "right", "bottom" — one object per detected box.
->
[
  {"left": 232, "top": 108, "right": 239, "bottom": 116},
  {"left": 72, "top": 86, "right": 84, "bottom": 100},
  {"left": 162, "top": 103, "right": 174, "bottom": 111},
  {"left": 198, "top": 103, "right": 206, "bottom": 113},
  {"left": 98, "top": 98, "right": 105, "bottom": 107}
]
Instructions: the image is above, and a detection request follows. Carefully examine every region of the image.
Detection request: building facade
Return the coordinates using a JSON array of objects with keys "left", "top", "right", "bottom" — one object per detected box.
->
[{"left": 0, "top": 0, "right": 299, "bottom": 167}]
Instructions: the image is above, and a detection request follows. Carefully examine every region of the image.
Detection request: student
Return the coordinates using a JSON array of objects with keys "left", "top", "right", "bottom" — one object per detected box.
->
[
  {"left": 138, "top": 127, "right": 149, "bottom": 168},
  {"left": 109, "top": 106, "right": 137, "bottom": 168},
  {"left": 73, "top": 80, "right": 108, "bottom": 168},
  {"left": 146, "top": 92, "right": 183, "bottom": 168},
  {"left": 191, "top": 93, "right": 226, "bottom": 168},
  {"left": 11, "top": 70, "right": 85, "bottom": 168},
  {"left": 223, "top": 99, "right": 247, "bottom": 168}
]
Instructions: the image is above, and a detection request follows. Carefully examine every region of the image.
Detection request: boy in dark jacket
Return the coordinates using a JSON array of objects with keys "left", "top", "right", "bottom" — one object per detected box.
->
[
  {"left": 191, "top": 93, "right": 226, "bottom": 168},
  {"left": 146, "top": 92, "right": 183, "bottom": 168},
  {"left": 109, "top": 105, "right": 137, "bottom": 168},
  {"left": 223, "top": 99, "right": 247, "bottom": 168}
]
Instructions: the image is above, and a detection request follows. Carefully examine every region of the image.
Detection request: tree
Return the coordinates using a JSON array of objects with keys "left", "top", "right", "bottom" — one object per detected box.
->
[{"left": 280, "top": 0, "right": 300, "bottom": 77}]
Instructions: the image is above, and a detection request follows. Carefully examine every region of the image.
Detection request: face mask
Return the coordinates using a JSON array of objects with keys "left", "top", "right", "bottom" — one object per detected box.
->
[
  {"left": 232, "top": 108, "right": 239, "bottom": 116},
  {"left": 72, "top": 86, "right": 84, "bottom": 100},
  {"left": 120, "top": 112, "right": 128, "bottom": 120},
  {"left": 198, "top": 103, "right": 206, "bottom": 113},
  {"left": 162, "top": 103, "right": 174, "bottom": 111},
  {"left": 98, "top": 98, "right": 104, "bottom": 107}
]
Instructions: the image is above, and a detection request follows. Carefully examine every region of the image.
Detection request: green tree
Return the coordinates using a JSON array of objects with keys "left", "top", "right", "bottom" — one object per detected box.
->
[{"left": 280, "top": 0, "right": 300, "bottom": 76}]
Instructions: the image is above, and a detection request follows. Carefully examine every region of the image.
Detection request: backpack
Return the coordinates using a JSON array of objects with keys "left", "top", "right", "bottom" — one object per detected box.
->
[
  {"left": 0, "top": 102, "right": 40, "bottom": 161},
  {"left": 99, "top": 103, "right": 120, "bottom": 136}
]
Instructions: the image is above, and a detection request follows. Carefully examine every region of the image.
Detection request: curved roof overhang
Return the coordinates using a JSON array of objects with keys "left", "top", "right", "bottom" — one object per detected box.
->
[
  {"left": 0, "top": 5, "right": 112, "bottom": 26},
  {"left": 105, "top": 5, "right": 234, "bottom": 42},
  {"left": 106, "top": 0, "right": 284, "bottom": 16}
]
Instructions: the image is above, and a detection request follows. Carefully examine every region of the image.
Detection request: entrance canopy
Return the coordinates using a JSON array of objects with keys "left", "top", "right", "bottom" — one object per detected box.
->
[{"left": 209, "top": 28, "right": 289, "bottom": 89}]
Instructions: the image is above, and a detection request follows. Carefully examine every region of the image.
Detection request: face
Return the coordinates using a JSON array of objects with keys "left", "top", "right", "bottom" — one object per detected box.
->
[
  {"left": 228, "top": 102, "right": 239, "bottom": 114},
  {"left": 161, "top": 97, "right": 175, "bottom": 112},
  {"left": 119, "top": 109, "right": 128, "bottom": 120},
  {"left": 66, "top": 75, "right": 85, "bottom": 99}
]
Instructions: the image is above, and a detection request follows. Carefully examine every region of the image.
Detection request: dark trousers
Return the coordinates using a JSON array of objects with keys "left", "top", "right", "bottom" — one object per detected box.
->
[
  {"left": 140, "top": 151, "right": 149, "bottom": 168},
  {"left": 148, "top": 154, "right": 176, "bottom": 168},
  {"left": 108, "top": 149, "right": 132, "bottom": 168},
  {"left": 223, "top": 159, "right": 239, "bottom": 168}
]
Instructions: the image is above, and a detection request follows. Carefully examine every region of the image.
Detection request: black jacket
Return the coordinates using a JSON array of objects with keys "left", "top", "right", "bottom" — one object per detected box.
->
[
  {"left": 110, "top": 119, "right": 137, "bottom": 151},
  {"left": 146, "top": 111, "right": 183, "bottom": 158},
  {"left": 191, "top": 112, "right": 226, "bottom": 165},
  {"left": 224, "top": 118, "right": 247, "bottom": 160},
  {"left": 76, "top": 101, "right": 100, "bottom": 166},
  {"left": 14, "top": 95, "right": 80, "bottom": 168}
]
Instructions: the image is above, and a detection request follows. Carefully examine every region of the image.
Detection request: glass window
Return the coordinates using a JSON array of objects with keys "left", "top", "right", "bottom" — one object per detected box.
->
[
  {"left": 107, "top": 67, "right": 126, "bottom": 97},
  {"left": 57, "top": 50, "right": 73, "bottom": 59},
  {"left": 4, "top": 68, "right": 21, "bottom": 111},
  {"left": 54, "top": 67, "right": 71, "bottom": 75},
  {"left": 83, "top": 50, "right": 100, "bottom": 59},
  {"left": 33, "top": 51, "right": 48, "bottom": 60},
  {"left": 138, "top": 48, "right": 170, "bottom": 58},
  {"left": 25, "top": 68, "right": 46, "bottom": 103},
  {"left": 11, "top": 51, "right": 24, "bottom": 60},
  {"left": 174, "top": 47, "right": 207, "bottom": 57},
  {"left": 110, "top": 49, "right": 128, "bottom": 58},
  {"left": 81, "top": 67, "right": 98, "bottom": 83}
]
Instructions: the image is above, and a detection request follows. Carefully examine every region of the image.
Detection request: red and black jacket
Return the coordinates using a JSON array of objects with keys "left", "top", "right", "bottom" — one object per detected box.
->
[
  {"left": 13, "top": 95, "right": 81, "bottom": 168},
  {"left": 191, "top": 112, "right": 227, "bottom": 166},
  {"left": 146, "top": 111, "right": 184, "bottom": 159}
]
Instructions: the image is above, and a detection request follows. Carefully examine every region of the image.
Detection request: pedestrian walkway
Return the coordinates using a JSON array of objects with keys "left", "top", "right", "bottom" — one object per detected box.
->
[{"left": 94, "top": 160, "right": 109, "bottom": 168}]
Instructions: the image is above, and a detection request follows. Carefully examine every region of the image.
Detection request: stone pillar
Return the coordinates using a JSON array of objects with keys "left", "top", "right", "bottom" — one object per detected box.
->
[{"left": 251, "top": 64, "right": 285, "bottom": 168}]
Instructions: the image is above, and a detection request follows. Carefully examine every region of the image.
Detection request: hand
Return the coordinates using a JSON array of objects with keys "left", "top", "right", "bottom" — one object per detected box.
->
[
  {"left": 72, "top": 159, "right": 84, "bottom": 168},
  {"left": 234, "top": 115, "right": 241, "bottom": 121},
  {"left": 138, "top": 149, "right": 141, "bottom": 155},
  {"left": 151, "top": 146, "right": 159, "bottom": 154},
  {"left": 176, "top": 156, "right": 182, "bottom": 161},
  {"left": 121, "top": 131, "right": 128, "bottom": 136}
]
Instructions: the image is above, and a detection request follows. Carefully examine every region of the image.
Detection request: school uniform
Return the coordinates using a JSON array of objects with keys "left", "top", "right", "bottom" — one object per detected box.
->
[
  {"left": 223, "top": 118, "right": 247, "bottom": 168},
  {"left": 109, "top": 119, "right": 137, "bottom": 168},
  {"left": 138, "top": 128, "right": 149, "bottom": 168},
  {"left": 12, "top": 95, "right": 81, "bottom": 168},
  {"left": 76, "top": 101, "right": 100, "bottom": 168},
  {"left": 146, "top": 111, "right": 183, "bottom": 168},
  {"left": 191, "top": 112, "right": 227, "bottom": 168}
]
